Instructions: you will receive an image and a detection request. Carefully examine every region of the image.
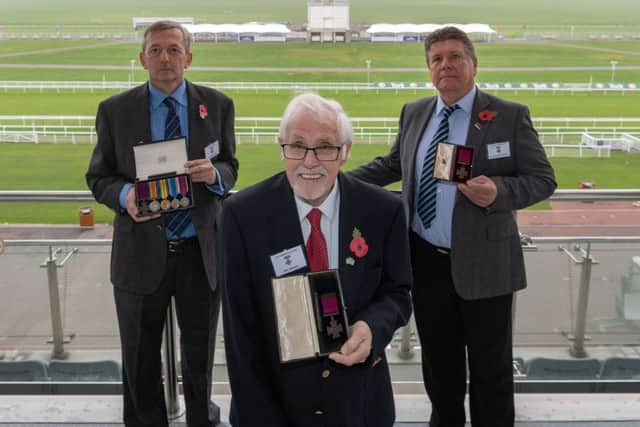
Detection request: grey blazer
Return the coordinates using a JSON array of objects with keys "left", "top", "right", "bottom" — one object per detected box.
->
[
  {"left": 349, "top": 89, "right": 556, "bottom": 300},
  {"left": 86, "top": 81, "right": 238, "bottom": 294}
]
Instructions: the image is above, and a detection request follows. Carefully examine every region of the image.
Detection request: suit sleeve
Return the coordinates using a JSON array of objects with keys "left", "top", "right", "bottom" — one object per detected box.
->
[
  {"left": 347, "top": 104, "right": 406, "bottom": 186},
  {"left": 489, "top": 105, "right": 557, "bottom": 213},
  {"left": 211, "top": 96, "right": 238, "bottom": 195},
  {"left": 85, "top": 101, "right": 128, "bottom": 212},
  {"left": 219, "top": 203, "right": 288, "bottom": 425},
  {"left": 352, "top": 201, "right": 413, "bottom": 360}
]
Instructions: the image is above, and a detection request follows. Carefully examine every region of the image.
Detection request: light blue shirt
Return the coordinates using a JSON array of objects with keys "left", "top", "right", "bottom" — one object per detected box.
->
[
  {"left": 411, "top": 86, "right": 476, "bottom": 248},
  {"left": 119, "top": 80, "right": 224, "bottom": 240}
]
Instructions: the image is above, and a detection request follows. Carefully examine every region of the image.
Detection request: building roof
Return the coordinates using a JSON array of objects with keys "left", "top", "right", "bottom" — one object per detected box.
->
[
  {"left": 184, "top": 23, "right": 290, "bottom": 35},
  {"left": 366, "top": 23, "right": 495, "bottom": 35}
]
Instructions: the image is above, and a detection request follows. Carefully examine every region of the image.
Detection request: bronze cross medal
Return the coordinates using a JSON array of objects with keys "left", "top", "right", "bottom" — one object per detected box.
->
[{"left": 326, "top": 317, "right": 343, "bottom": 339}]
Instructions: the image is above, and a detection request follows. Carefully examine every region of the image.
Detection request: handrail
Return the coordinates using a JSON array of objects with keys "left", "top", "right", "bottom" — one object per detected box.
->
[{"left": 1, "top": 189, "right": 639, "bottom": 203}]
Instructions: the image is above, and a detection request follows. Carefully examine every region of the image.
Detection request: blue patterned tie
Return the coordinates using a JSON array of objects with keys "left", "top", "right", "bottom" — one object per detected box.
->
[
  {"left": 163, "top": 97, "right": 192, "bottom": 237},
  {"left": 416, "top": 104, "right": 459, "bottom": 229}
]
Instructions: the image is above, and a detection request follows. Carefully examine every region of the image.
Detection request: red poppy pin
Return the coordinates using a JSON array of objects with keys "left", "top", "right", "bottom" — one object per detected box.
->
[
  {"left": 198, "top": 104, "right": 208, "bottom": 119},
  {"left": 478, "top": 109, "right": 497, "bottom": 123},
  {"left": 349, "top": 227, "right": 369, "bottom": 259}
]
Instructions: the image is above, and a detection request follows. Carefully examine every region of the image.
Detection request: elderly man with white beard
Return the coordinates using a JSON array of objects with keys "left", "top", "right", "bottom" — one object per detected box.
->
[{"left": 218, "top": 93, "right": 413, "bottom": 427}]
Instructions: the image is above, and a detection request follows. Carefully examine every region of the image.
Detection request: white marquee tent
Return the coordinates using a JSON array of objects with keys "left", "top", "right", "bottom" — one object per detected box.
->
[
  {"left": 366, "top": 23, "right": 496, "bottom": 42},
  {"left": 184, "top": 23, "right": 290, "bottom": 42}
]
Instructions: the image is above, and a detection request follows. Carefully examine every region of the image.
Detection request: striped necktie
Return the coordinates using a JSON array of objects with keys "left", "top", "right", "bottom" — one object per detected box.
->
[
  {"left": 163, "top": 97, "right": 192, "bottom": 238},
  {"left": 416, "top": 104, "right": 459, "bottom": 230}
]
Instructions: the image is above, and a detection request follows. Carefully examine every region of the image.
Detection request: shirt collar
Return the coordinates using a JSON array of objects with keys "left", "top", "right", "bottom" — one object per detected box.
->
[
  {"left": 294, "top": 178, "right": 340, "bottom": 225},
  {"left": 148, "top": 80, "right": 188, "bottom": 111},
  {"left": 435, "top": 85, "right": 476, "bottom": 116}
]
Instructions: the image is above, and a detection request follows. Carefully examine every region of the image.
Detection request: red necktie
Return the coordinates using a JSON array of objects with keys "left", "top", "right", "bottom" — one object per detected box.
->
[{"left": 306, "top": 208, "right": 328, "bottom": 272}]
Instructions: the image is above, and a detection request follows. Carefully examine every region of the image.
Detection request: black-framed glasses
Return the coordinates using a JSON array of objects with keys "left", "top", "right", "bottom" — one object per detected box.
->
[{"left": 281, "top": 144, "right": 343, "bottom": 161}]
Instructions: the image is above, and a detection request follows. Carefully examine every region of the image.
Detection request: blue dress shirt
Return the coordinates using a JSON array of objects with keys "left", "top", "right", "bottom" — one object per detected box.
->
[
  {"left": 411, "top": 86, "right": 476, "bottom": 248},
  {"left": 119, "top": 80, "right": 224, "bottom": 240}
]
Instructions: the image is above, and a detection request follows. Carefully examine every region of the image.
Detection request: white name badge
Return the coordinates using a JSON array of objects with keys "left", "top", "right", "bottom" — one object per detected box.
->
[
  {"left": 270, "top": 245, "right": 307, "bottom": 277},
  {"left": 204, "top": 141, "right": 220, "bottom": 160},
  {"left": 487, "top": 141, "right": 511, "bottom": 160}
]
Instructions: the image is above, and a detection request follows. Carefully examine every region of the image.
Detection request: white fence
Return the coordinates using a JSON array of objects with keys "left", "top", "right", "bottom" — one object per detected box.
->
[
  {"left": 1, "top": 116, "right": 640, "bottom": 151},
  {"left": 1, "top": 81, "right": 639, "bottom": 93}
]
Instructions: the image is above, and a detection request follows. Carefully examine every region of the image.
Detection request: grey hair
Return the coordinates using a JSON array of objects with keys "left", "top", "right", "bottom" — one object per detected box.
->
[
  {"left": 279, "top": 93, "right": 353, "bottom": 145},
  {"left": 142, "top": 20, "right": 192, "bottom": 53}
]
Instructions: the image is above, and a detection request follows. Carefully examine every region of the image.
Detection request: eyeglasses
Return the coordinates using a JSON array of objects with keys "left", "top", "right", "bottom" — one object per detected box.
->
[
  {"left": 145, "top": 46, "right": 186, "bottom": 57},
  {"left": 281, "top": 144, "right": 343, "bottom": 161}
]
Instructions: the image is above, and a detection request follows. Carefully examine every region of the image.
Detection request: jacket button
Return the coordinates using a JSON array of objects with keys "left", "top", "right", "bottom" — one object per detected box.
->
[
  {"left": 321, "top": 369, "right": 330, "bottom": 379},
  {"left": 315, "top": 410, "right": 324, "bottom": 415},
  {"left": 156, "top": 225, "right": 163, "bottom": 231}
]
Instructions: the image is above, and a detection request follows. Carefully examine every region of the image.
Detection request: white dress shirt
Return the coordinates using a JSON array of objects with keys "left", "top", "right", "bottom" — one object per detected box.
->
[{"left": 294, "top": 183, "right": 340, "bottom": 270}]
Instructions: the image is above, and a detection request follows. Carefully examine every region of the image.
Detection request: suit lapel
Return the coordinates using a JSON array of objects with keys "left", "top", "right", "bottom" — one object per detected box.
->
[
  {"left": 268, "top": 174, "right": 309, "bottom": 274},
  {"left": 406, "top": 97, "right": 436, "bottom": 199},
  {"left": 466, "top": 89, "right": 492, "bottom": 153},
  {"left": 186, "top": 81, "right": 207, "bottom": 160},
  {"left": 337, "top": 173, "right": 354, "bottom": 278},
  {"left": 132, "top": 84, "right": 152, "bottom": 143}
]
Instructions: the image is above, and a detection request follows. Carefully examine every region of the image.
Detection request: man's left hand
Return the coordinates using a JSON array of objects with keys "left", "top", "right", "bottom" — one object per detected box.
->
[
  {"left": 186, "top": 159, "right": 217, "bottom": 185},
  {"left": 457, "top": 175, "right": 497, "bottom": 208},
  {"left": 328, "top": 320, "right": 372, "bottom": 367}
]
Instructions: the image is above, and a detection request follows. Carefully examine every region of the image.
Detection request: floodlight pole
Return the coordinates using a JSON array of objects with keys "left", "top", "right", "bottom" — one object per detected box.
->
[
  {"left": 130, "top": 59, "right": 136, "bottom": 85},
  {"left": 365, "top": 59, "right": 372, "bottom": 85},
  {"left": 610, "top": 60, "right": 618, "bottom": 83}
]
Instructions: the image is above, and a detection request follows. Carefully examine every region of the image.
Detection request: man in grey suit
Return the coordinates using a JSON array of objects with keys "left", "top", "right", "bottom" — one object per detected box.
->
[
  {"left": 349, "top": 26, "right": 556, "bottom": 427},
  {"left": 86, "top": 20, "right": 237, "bottom": 427}
]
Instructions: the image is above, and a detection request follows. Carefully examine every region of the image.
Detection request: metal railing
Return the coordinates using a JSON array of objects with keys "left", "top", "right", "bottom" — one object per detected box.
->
[
  {"left": 2, "top": 115, "right": 640, "bottom": 146},
  {"left": 1, "top": 80, "right": 639, "bottom": 93},
  {"left": 1, "top": 189, "right": 639, "bottom": 404}
]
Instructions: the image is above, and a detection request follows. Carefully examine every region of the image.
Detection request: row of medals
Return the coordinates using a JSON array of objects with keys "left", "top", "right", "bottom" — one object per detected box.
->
[{"left": 140, "top": 195, "right": 191, "bottom": 214}]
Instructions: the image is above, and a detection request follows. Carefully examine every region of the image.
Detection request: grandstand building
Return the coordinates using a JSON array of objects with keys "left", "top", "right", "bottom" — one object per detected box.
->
[{"left": 307, "top": 0, "right": 350, "bottom": 43}]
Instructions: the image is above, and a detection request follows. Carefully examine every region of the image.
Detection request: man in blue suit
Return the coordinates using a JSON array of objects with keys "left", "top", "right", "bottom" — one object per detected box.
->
[{"left": 219, "top": 93, "right": 412, "bottom": 426}]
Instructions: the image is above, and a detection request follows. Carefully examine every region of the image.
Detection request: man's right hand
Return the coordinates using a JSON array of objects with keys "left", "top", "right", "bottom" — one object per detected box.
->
[{"left": 126, "top": 187, "right": 161, "bottom": 222}]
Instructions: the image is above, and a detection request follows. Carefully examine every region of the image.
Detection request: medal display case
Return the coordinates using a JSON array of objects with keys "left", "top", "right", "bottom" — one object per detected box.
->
[
  {"left": 133, "top": 137, "right": 194, "bottom": 216},
  {"left": 432, "top": 142, "right": 474, "bottom": 183},
  {"left": 271, "top": 270, "right": 349, "bottom": 363}
]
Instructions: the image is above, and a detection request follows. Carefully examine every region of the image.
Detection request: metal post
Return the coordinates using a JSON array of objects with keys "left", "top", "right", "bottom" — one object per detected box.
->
[
  {"left": 397, "top": 313, "right": 415, "bottom": 360},
  {"left": 610, "top": 60, "right": 618, "bottom": 83},
  {"left": 365, "top": 59, "right": 372, "bottom": 85},
  {"left": 44, "top": 246, "right": 67, "bottom": 359},
  {"left": 570, "top": 242, "right": 593, "bottom": 358},
  {"left": 163, "top": 298, "right": 183, "bottom": 419}
]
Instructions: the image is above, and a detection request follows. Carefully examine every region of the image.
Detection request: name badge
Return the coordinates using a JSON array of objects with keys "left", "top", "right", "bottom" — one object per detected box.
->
[
  {"left": 271, "top": 245, "right": 307, "bottom": 277},
  {"left": 487, "top": 141, "right": 510, "bottom": 160},
  {"left": 204, "top": 141, "right": 220, "bottom": 160}
]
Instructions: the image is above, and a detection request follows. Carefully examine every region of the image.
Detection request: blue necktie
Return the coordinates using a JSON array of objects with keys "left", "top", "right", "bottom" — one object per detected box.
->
[
  {"left": 416, "top": 104, "right": 459, "bottom": 230},
  {"left": 163, "top": 97, "right": 192, "bottom": 238}
]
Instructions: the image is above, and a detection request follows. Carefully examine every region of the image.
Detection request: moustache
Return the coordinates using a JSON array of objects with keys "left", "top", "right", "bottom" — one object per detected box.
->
[{"left": 295, "top": 166, "right": 327, "bottom": 176}]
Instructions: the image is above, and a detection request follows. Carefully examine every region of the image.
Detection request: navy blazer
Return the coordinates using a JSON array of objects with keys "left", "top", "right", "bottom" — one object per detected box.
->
[
  {"left": 219, "top": 172, "right": 412, "bottom": 427},
  {"left": 86, "top": 81, "right": 238, "bottom": 293}
]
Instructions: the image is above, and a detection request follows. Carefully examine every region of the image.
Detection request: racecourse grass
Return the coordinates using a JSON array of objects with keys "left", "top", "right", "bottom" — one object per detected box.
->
[
  {"left": 2, "top": 89, "right": 640, "bottom": 119},
  {"left": 0, "top": 142, "right": 638, "bottom": 224},
  {"left": 1, "top": 0, "right": 640, "bottom": 26},
  {"left": 2, "top": 40, "right": 640, "bottom": 68}
]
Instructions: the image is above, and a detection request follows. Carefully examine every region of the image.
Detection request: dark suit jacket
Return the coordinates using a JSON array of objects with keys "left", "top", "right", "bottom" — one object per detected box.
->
[
  {"left": 349, "top": 89, "right": 556, "bottom": 300},
  {"left": 86, "top": 81, "right": 238, "bottom": 294},
  {"left": 219, "top": 172, "right": 412, "bottom": 427}
]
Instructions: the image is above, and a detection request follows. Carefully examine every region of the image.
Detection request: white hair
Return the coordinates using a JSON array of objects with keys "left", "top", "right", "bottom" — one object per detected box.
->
[{"left": 278, "top": 93, "right": 353, "bottom": 145}]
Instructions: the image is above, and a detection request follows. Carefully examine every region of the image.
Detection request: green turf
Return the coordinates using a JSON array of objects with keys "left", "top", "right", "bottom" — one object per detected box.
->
[
  {"left": 1, "top": 0, "right": 640, "bottom": 27},
  {"left": 2, "top": 40, "right": 640, "bottom": 68},
  {"left": 2, "top": 89, "right": 640, "bottom": 119},
  {"left": 0, "top": 142, "right": 638, "bottom": 223}
]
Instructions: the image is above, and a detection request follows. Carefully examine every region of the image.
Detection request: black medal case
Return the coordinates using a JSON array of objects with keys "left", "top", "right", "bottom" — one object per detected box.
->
[{"left": 133, "top": 137, "right": 195, "bottom": 216}]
